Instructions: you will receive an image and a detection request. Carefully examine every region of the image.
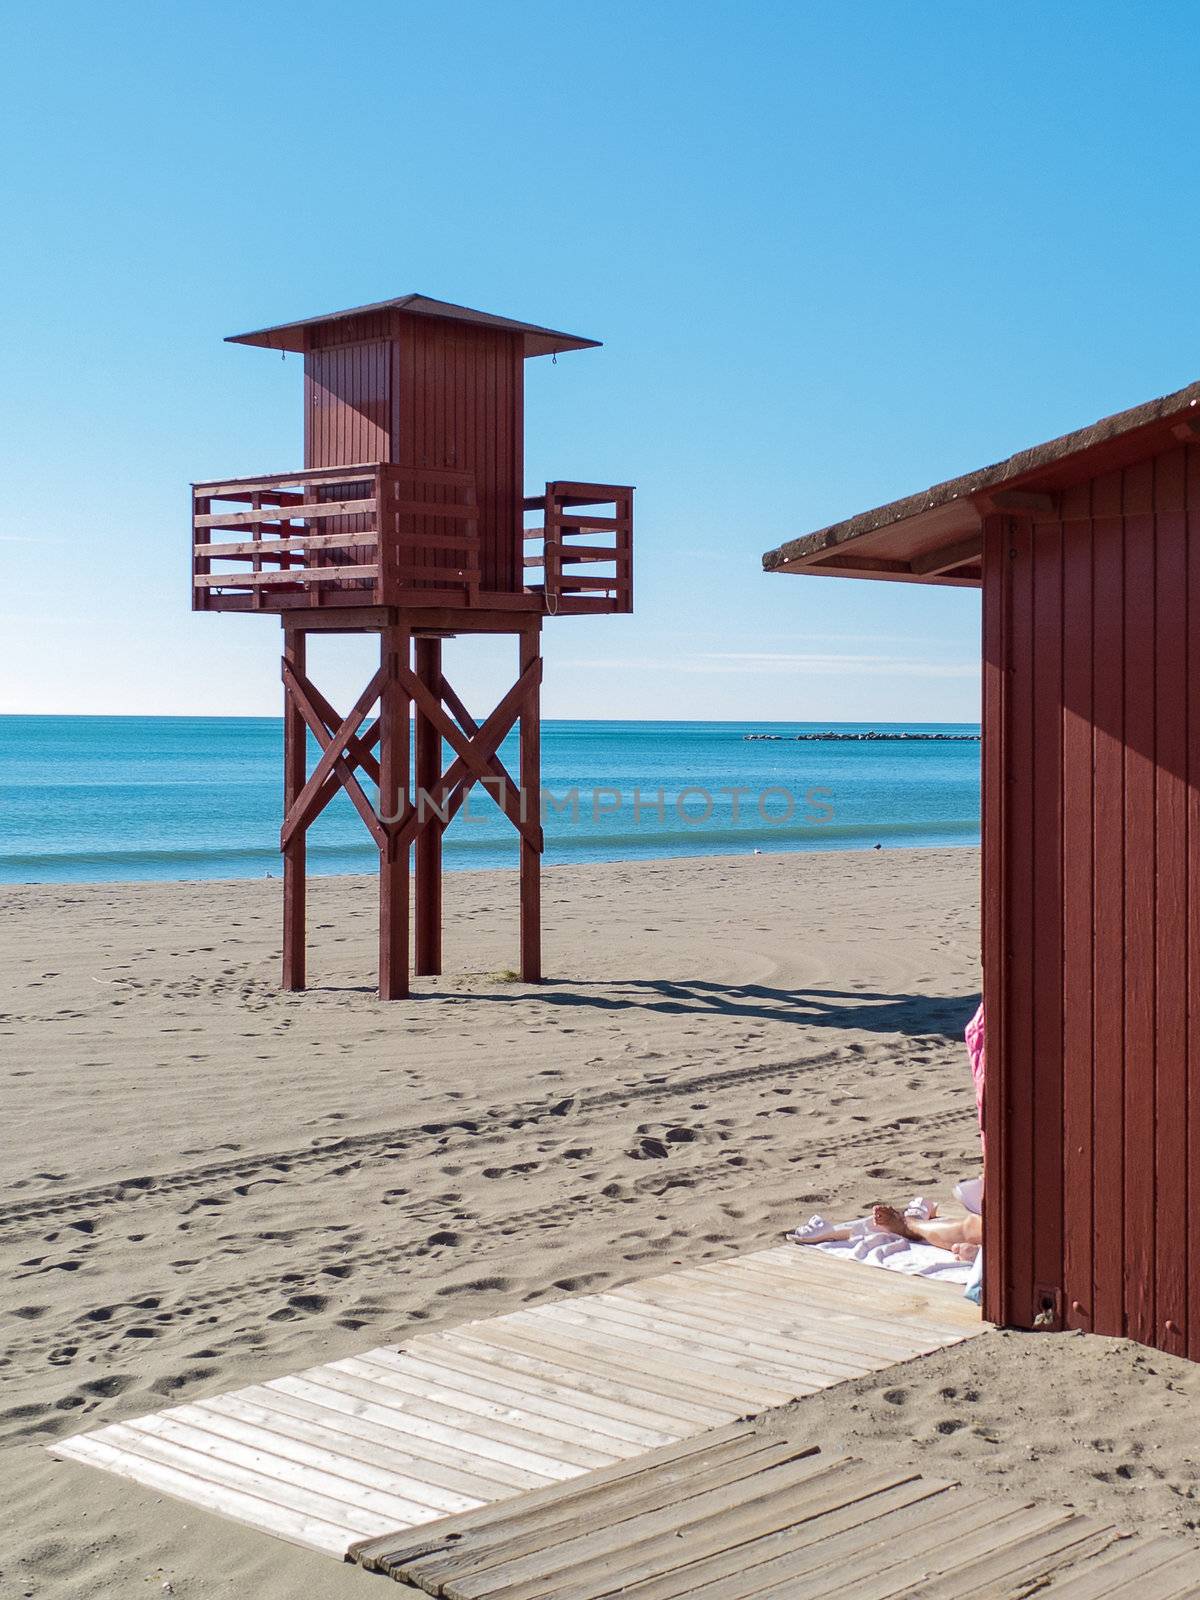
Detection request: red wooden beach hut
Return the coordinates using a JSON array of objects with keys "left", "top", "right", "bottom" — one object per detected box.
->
[
  {"left": 192, "top": 294, "right": 633, "bottom": 999},
  {"left": 764, "top": 381, "right": 1200, "bottom": 1359}
]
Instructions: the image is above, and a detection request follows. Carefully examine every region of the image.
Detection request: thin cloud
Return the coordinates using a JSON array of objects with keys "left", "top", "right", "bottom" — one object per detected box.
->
[{"left": 702, "top": 650, "right": 977, "bottom": 671}]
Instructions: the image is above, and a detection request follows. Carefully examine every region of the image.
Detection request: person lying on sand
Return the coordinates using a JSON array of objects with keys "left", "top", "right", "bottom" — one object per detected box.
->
[
  {"left": 788, "top": 1194, "right": 981, "bottom": 1262},
  {"left": 871, "top": 1201, "right": 980, "bottom": 1262}
]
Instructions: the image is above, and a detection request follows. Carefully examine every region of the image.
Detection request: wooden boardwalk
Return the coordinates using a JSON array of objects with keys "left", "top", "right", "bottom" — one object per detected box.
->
[
  {"left": 356, "top": 1423, "right": 1199, "bottom": 1599},
  {"left": 51, "top": 1247, "right": 983, "bottom": 1561}
]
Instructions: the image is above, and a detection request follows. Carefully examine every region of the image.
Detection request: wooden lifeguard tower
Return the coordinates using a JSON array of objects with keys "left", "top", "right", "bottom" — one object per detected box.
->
[{"left": 192, "top": 294, "right": 633, "bottom": 999}]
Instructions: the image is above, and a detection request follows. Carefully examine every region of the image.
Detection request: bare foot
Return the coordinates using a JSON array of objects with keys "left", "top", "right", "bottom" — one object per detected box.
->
[
  {"left": 952, "top": 1242, "right": 980, "bottom": 1263},
  {"left": 872, "top": 1203, "right": 918, "bottom": 1239}
]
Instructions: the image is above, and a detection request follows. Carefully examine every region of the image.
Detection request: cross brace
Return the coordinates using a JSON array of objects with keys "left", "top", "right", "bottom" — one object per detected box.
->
[{"left": 280, "top": 622, "right": 543, "bottom": 997}]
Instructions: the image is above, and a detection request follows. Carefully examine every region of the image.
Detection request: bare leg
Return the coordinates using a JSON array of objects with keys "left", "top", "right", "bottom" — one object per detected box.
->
[{"left": 872, "top": 1203, "right": 982, "bottom": 1250}]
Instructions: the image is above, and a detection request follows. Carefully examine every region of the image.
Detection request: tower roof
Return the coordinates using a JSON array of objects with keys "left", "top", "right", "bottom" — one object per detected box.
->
[
  {"left": 226, "top": 294, "right": 600, "bottom": 358},
  {"left": 761, "top": 378, "right": 1200, "bottom": 588}
]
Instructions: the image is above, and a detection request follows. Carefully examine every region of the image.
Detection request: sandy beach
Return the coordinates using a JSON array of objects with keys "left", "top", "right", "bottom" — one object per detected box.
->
[{"left": 3, "top": 847, "right": 1197, "bottom": 1596}]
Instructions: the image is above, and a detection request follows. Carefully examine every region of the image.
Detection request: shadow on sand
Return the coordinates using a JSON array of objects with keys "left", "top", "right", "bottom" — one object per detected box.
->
[{"left": 433, "top": 977, "right": 979, "bottom": 1040}]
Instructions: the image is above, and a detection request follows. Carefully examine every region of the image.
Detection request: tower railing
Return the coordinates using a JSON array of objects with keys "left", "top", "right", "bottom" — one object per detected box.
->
[
  {"left": 192, "top": 463, "right": 480, "bottom": 612},
  {"left": 522, "top": 482, "right": 634, "bottom": 614},
  {"left": 193, "top": 467, "right": 633, "bottom": 615}
]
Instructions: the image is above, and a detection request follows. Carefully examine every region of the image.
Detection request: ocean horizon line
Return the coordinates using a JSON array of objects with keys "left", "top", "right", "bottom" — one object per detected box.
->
[{"left": 0, "top": 711, "right": 982, "bottom": 726}]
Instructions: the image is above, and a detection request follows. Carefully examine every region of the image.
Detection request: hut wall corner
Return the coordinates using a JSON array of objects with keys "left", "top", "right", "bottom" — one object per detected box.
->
[{"left": 983, "top": 446, "right": 1200, "bottom": 1360}]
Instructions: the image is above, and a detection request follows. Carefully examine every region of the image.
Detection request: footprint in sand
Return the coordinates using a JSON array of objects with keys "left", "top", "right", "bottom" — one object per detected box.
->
[
  {"left": 632, "top": 1137, "right": 669, "bottom": 1160},
  {"left": 287, "top": 1293, "right": 329, "bottom": 1314},
  {"left": 435, "top": 1276, "right": 511, "bottom": 1297},
  {"left": 80, "top": 1375, "right": 135, "bottom": 1398},
  {"left": 150, "top": 1365, "right": 218, "bottom": 1396}
]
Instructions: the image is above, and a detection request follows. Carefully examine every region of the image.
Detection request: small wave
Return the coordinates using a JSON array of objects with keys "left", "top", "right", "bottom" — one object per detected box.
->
[
  {"left": 441, "top": 816, "right": 980, "bottom": 855},
  {"left": 0, "top": 818, "right": 980, "bottom": 881},
  {"left": 0, "top": 840, "right": 376, "bottom": 872}
]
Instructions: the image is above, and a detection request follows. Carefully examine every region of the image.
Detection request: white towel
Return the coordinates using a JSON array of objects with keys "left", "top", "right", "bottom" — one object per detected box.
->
[{"left": 787, "top": 1201, "right": 972, "bottom": 1285}]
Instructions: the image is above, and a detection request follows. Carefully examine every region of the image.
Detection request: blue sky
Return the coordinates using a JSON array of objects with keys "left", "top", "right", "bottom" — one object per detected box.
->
[{"left": 1, "top": 1, "right": 1196, "bottom": 721}]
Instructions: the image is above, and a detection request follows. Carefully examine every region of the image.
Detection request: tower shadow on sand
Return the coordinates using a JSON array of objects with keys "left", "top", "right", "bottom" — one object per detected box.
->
[{"left": 437, "top": 978, "right": 978, "bottom": 1040}]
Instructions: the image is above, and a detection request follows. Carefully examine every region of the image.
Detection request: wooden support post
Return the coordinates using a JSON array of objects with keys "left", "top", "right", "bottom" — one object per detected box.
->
[
  {"left": 414, "top": 636, "right": 443, "bottom": 976},
  {"left": 378, "top": 623, "right": 412, "bottom": 1000},
  {"left": 281, "top": 626, "right": 307, "bottom": 990},
  {"left": 519, "top": 623, "right": 542, "bottom": 981}
]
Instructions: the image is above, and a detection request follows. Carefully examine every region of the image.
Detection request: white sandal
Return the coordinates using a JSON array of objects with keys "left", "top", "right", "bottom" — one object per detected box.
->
[{"left": 786, "top": 1214, "right": 851, "bottom": 1245}]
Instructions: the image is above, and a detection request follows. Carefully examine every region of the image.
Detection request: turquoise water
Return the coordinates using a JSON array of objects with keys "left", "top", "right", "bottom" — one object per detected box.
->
[{"left": 0, "top": 716, "right": 980, "bottom": 883}]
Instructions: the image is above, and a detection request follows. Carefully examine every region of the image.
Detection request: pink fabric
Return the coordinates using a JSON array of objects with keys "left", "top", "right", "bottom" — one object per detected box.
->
[{"left": 965, "top": 1002, "right": 985, "bottom": 1150}]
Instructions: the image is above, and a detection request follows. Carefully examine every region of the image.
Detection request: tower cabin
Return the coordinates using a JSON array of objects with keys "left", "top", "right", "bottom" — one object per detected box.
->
[{"left": 192, "top": 294, "right": 633, "bottom": 998}]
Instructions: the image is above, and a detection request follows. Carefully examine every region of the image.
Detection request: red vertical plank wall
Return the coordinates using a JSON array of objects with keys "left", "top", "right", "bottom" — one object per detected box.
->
[
  {"left": 1188, "top": 447, "right": 1200, "bottom": 1359},
  {"left": 304, "top": 338, "right": 391, "bottom": 467},
  {"left": 1031, "top": 508, "right": 1065, "bottom": 1315},
  {"left": 392, "top": 316, "right": 522, "bottom": 594},
  {"left": 1122, "top": 458, "right": 1157, "bottom": 1348},
  {"left": 1059, "top": 478, "right": 1095, "bottom": 1332},
  {"left": 1088, "top": 469, "right": 1126, "bottom": 1338},
  {"left": 1154, "top": 448, "right": 1189, "bottom": 1357},
  {"left": 302, "top": 334, "right": 391, "bottom": 596},
  {"left": 300, "top": 313, "right": 524, "bottom": 597},
  {"left": 981, "top": 514, "right": 1011, "bottom": 1319},
  {"left": 984, "top": 444, "right": 1198, "bottom": 1357}
]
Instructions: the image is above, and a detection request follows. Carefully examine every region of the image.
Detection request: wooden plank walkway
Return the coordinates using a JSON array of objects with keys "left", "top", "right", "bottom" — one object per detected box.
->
[
  {"left": 356, "top": 1425, "right": 1199, "bottom": 1599},
  {"left": 50, "top": 1247, "right": 983, "bottom": 1561}
]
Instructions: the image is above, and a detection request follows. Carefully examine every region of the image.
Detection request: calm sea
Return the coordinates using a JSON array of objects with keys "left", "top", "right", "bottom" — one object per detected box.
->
[{"left": 0, "top": 716, "right": 980, "bottom": 884}]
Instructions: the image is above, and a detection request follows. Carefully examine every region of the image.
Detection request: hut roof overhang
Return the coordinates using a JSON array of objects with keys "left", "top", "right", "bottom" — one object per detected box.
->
[
  {"left": 227, "top": 294, "right": 600, "bottom": 359},
  {"left": 762, "top": 379, "right": 1200, "bottom": 589}
]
